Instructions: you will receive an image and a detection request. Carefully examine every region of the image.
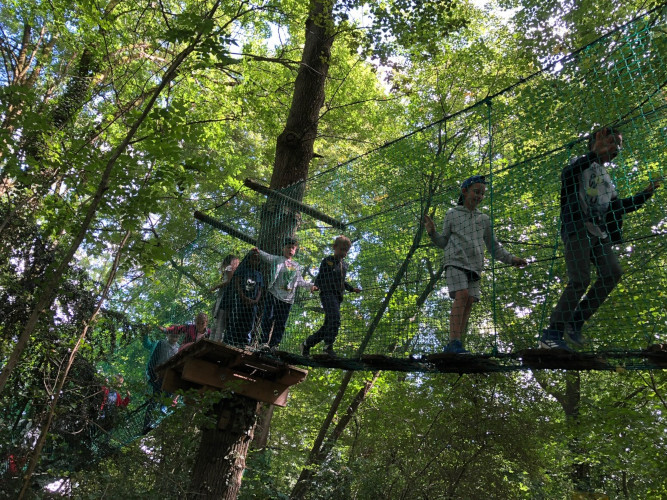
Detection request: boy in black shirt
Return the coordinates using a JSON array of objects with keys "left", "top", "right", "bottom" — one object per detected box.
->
[
  {"left": 302, "top": 236, "right": 361, "bottom": 356},
  {"left": 540, "top": 127, "right": 661, "bottom": 350}
]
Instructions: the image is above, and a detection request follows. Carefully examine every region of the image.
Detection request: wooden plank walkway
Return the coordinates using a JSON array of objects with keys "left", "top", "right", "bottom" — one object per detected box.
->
[{"left": 157, "top": 340, "right": 667, "bottom": 380}]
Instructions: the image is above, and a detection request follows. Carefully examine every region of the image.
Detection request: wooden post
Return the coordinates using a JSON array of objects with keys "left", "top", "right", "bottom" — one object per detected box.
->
[
  {"left": 188, "top": 395, "right": 260, "bottom": 499},
  {"left": 193, "top": 211, "right": 257, "bottom": 246},
  {"left": 244, "top": 178, "right": 345, "bottom": 230}
]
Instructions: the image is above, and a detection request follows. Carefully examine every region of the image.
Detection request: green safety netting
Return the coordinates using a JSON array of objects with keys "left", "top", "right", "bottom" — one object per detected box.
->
[{"left": 192, "top": 6, "right": 666, "bottom": 368}]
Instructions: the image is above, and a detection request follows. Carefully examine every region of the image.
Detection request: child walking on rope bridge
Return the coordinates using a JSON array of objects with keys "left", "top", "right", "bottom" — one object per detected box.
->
[
  {"left": 301, "top": 235, "right": 362, "bottom": 356},
  {"left": 253, "top": 237, "right": 317, "bottom": 351},
  {"left": 227, "top": 251, "right": 263, "bottom": 347},
  {"left": 424, "top": 175, "right": 528, "bottom": 354},
  {"left": 210, "top": 254, "right": 240, "bottom": 341},
  {"left": 540, "top": 127, "right": 661, "bottom": 350}
]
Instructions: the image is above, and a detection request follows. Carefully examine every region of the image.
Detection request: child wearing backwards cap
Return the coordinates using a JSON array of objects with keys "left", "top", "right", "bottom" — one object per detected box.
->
[
  {"left": 424, "top": 175, "right": 528, "bottom": 353},
  {"left": 252, "top": 237, "right": 318, "bottom": 351}
]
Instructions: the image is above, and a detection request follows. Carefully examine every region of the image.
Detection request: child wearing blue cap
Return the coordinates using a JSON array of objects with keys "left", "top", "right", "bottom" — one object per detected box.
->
[{"left": 424, "top": 175, "right": 528, "bottom": 353}]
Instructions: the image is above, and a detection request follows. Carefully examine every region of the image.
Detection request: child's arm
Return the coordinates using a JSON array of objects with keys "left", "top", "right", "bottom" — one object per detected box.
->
[
  {"left": 610, "top": 177, "right": 661, "bottom": 216},
  {"left": 343, "top": 263, "right": 361, "bottom": 293},
  {"left": 424, "top": 213, "right": 451, "bottom": 248},
  {"left": 253, "top": 247, "right": 275, "bottom": 263},
  {"left": 221, "top": 267, "right": 234, "bottom": 286},
  {"left": 483, "top": 217, "right": 528, "bottom": 267},
  {"left": 295, "top": 266, "right": 317, "bottom": 292},
  {"left": 210, "top": 266, "right": 235, "bottom": 292}
]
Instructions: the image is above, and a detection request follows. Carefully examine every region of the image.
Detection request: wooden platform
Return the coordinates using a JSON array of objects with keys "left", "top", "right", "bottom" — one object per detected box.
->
[{"left": 156, "top": 340, "right": 308, "bottom": 407}]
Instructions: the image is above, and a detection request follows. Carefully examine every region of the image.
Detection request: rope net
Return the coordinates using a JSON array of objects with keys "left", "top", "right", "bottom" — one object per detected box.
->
[{"left": 193, "top": 8, "right": 666, "bottom": 362}]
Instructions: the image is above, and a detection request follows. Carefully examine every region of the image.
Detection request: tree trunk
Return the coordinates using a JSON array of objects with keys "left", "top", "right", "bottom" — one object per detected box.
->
[
  {"left": 270, "top": 0, "right": 333, "bottom": 192},
  {"left": 533, "top": 371, "right": 590, "bottom": 492},
  {"left": 188, "top": 396, "right": 260, "bottom": 500},
  {"left": 257, "top": 0, "right": 335, "bottom": 254},
  {"left": 251, "top": 0, "right": 337, "bottom": 461}
]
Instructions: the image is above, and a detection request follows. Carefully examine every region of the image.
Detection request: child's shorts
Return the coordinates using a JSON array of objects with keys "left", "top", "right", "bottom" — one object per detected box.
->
[{"left": 446, "top": 266, "right": 481, "bottom": 302}]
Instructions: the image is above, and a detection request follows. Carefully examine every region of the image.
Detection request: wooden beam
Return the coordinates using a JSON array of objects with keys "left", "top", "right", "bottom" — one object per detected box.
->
[
  {"left": 244, "top": 178, "right": 346, "bottom": 230},
  {"left": 181, "top": 358, "right": 292, "bottom": 406},
  {"left": 162, "top": 367, "right": 197, "bottom": 393},
  {"left": 193, "top": 211, "right": 257, "bottom": 246}
]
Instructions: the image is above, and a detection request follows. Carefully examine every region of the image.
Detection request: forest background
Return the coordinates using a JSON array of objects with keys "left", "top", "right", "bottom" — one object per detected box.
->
[{"left": 1, "top": 0, "right": 666, "bottom": 498}]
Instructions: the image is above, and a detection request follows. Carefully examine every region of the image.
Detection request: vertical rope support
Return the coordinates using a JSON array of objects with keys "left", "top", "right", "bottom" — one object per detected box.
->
[{"left": 485, "top": 98, "right": 498, "bottom": 354}]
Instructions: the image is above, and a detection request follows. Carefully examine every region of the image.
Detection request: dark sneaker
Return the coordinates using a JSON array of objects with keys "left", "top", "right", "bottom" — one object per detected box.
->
[
  {"left": 564, "top": 323, "right": 589, "bottom": 348},
  {"left": 257, "top": 343, "right": 272, "bottom": 352},
  {"left": 323, "top": 344, "right": 336, "bottom": 357},
  {"left": 539, "top": 329, "right": 572, "bottom": 351},
  {"left": 300, "top": 343, "right": 311, "bottom": 356},
  {"left": 443, "top": 339, "right": 469, "bottom": 354}
]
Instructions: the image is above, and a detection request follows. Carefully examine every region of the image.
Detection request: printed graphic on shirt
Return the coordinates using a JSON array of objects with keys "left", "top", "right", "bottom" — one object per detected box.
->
[
  {"left": 281, "top": 261, "right": 297, "bottom": 291},
  {"left": 580, "top": 162, "right": 617, "bottom": 238},
  {"left": 244, "top": 277, "right": 258, "bottom": 297}
]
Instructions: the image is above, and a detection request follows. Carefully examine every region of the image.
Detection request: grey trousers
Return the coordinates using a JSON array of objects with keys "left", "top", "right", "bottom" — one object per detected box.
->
[{"left": 548, "top": 225, "right": 623, "bottom": 331}]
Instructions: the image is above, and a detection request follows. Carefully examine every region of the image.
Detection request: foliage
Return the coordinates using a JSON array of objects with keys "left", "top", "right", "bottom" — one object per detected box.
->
[{"left": 1, "top": 0, "right": 666, "bottom": 498}]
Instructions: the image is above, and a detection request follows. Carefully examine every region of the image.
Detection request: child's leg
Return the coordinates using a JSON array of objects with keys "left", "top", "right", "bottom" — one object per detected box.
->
[
  {"left": 219, "top": 309, "right": 228, "bottom": 338},
  {"left": 446, "top": 267, "right": 473, "bottom": 342},
  {"left": 268, "top": 300, "right": 292, "bottom": 347},
  {"left": 548, "top": 228, "right": 592, "bottom": 331},
  {"left": 460, "top": 295, "right": 476, "bottom": 336},
  {"left": 450, "top": 289, "right": 470, "bottom": 341},
  {"left": 233, "top": 305, "right": 254, "bottom": 345},
  {"left": 571, "top": 237, "right": 622, "bottom": 329},
  {"left": 306, "top": 294, "right": 341, "bottom": 348},
  {"left": 260, "top": 295, "right": 276, "bottom": 344},
  {"left": 322, "top": 295, "right": 342, "bottom": 347},
  {"left": 212, "top": 309, "right": 227, "bottom": 341}
]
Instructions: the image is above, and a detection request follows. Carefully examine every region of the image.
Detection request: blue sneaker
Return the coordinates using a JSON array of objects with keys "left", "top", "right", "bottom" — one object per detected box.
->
[
  {"left": 539, "top": 329, "right": 572, "bottom": 351},
  {"left": 564, "top": 323, "right": 590, "bottom": 348},
  {"left": 443, "top": 339, "right": 469, "bottom": 354}
]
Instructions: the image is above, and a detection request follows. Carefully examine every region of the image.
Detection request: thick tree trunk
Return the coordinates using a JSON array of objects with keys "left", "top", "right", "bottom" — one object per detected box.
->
[
  {"left": 188, "top": 396, "right": 260, "bottom": 499},
  {"left": 258, "top": 0, "right": 335, "bottom": 254},
  {"left": 270, "top": 0, "right": 333, "bottom": 192},
  {"left": 533, "top": 371, "right": 590, "bottom": 492},
  {"left": 252, "top": 0, "right": 336, "bottom": 466}
]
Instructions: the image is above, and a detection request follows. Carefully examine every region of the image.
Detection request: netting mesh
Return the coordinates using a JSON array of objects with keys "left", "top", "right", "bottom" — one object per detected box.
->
[
  {"left": 192, "top": 9, "right": 666, "bottom": 361},
  {"left": 4, "top": 10, "right": 666, "bottom": 481}
]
